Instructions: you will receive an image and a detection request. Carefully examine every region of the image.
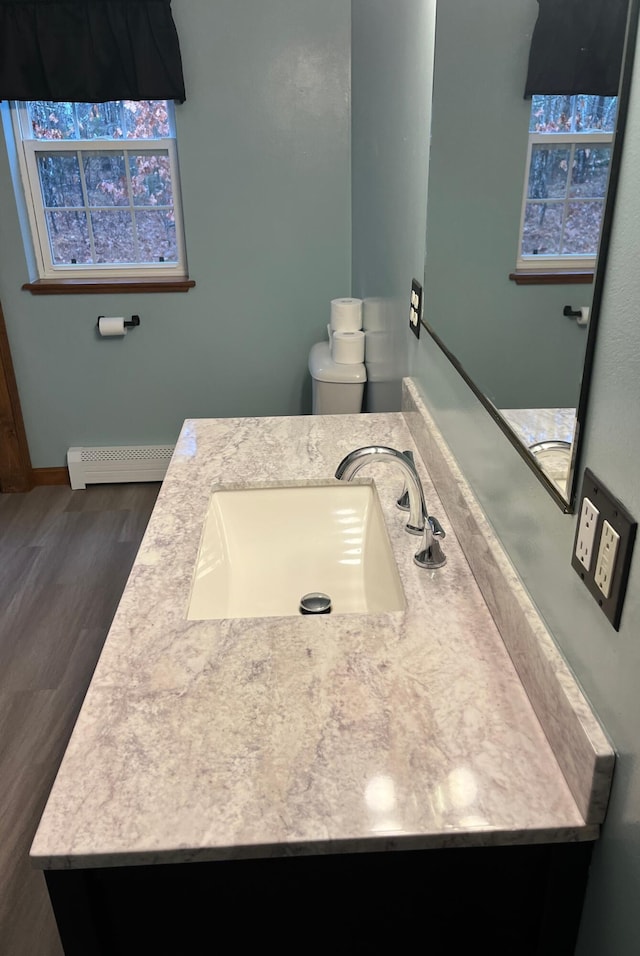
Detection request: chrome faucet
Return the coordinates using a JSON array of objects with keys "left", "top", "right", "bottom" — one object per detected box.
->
[{"left": 334, "top": 446, "right": 446, "bottom": 570}]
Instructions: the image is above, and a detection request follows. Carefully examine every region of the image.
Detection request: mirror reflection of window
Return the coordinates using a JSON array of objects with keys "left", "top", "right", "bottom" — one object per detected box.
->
[{"left": 517, "top": 94, "right": 618, "bottom": 270}]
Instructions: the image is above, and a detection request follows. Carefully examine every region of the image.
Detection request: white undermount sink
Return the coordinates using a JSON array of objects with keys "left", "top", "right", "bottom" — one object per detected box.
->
[{"left": 187, "top": 480, "right": 406, "bottom": 620}]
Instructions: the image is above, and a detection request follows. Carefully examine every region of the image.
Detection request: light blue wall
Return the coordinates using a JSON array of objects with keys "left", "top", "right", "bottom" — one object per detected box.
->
[
  {"left": 411, "top": 16, "right": 640, "bottom": 956},
  {"left": 424, "top": 0, "right": 590, "bottom": 411},
  {"left": 0, "top": 0, "right": 351, "bottom": 466},
  {"left": 351, "top": 0, "right": 436, "bottom": 412}
]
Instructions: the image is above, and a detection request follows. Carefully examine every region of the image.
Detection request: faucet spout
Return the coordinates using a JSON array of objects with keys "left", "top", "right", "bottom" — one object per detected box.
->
[
  {"left": 335, "top": 445, "right": 446, "bottom": 570},
  {"left": 335, "top": 446, "right": 426, "bottom": 534}
]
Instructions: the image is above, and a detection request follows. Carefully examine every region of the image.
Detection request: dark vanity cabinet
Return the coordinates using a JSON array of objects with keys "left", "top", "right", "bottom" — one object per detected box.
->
[{"left": 46, "top": 841, "right": 593, "bottom": 955}]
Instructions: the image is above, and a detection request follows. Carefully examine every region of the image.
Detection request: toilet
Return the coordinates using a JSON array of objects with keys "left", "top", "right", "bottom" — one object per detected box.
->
[{"left": 308, "top": 341, "right": 366, "bottom": 414}]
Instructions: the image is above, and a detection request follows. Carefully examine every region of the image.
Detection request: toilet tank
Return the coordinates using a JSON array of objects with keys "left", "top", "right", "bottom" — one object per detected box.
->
[{"left": 308, "top": 342, "right": 366, "bottom": 414}]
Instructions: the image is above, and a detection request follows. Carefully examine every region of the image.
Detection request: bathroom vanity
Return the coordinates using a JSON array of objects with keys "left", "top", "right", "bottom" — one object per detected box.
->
[{"left": 31, "top": 380, "right": 614, "bottom": 954}]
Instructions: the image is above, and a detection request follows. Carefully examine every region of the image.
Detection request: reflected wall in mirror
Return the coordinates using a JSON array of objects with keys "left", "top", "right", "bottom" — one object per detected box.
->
[{"left": 421, "top": 0, "right": 637, "bottom": 510}]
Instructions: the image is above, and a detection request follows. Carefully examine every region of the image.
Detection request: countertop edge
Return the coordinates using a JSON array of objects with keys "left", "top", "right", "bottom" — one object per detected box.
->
[{"left": 31, "top": 824, "right": 600, "bottom": 871}]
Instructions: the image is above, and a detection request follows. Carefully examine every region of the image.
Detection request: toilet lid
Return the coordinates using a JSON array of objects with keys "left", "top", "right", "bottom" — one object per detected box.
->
[{"left": 308, "top": 341, "right": 366, "bottom": 384}]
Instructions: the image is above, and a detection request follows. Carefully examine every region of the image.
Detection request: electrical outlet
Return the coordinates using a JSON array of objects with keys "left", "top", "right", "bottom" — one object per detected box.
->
[
  {"left": 571, "top": 468, "right": 637, "bottom": 630},
  {"left": 575, "top": 496, "right": 599, "bottom": 571},
  {"left": 595, "top": 520, "right": 620, "bottom": 598},
  {"left": 410, "top": 279, "right": 421, "bottom": 339}
]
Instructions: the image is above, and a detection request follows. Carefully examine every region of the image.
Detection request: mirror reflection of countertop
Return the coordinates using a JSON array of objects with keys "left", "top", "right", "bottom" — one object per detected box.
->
[
  {"left": 30, "top": 384, "right": 613, "bottom": 871},
  {"left": 500, "top": 407, "right": 576, "bottom": 494},
  {"left": 499, "top": 407, "right": 576, "bottom": 447}
]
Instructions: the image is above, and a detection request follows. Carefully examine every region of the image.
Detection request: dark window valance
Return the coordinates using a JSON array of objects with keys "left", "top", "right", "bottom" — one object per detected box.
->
[
  {"left": 524, "top": 0, "right": 628, "bottom": 98},
  {"left": 0, "top": 0, "right": 185, "bottom": 103}
]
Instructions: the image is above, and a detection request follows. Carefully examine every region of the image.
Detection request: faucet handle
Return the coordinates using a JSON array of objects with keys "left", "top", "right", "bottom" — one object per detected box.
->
[
  {"left": 396, "top": 449, "right": 415, "bottom": 512},
  {"left": 414, "top": 516, "right": 447, "bottom": 570}
]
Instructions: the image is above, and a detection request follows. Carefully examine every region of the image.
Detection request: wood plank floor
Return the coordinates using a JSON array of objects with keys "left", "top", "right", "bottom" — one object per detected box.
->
[{"left": 0, "top": 483, "right": 160, "bottom": 956}]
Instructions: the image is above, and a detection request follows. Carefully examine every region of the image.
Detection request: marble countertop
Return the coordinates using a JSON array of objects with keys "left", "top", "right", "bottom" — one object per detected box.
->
[{"left": 31, "top": 395, "right": 610, "bottom": 870}]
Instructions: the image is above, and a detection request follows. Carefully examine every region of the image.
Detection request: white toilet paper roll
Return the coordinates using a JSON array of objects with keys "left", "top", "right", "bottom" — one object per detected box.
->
[
  {"left": 98, "top": 316, "right": 127, "bottom": 337},
  {"left": 578, "top": 307, "right": 590, "bottom": 326},
  {"left": 330, "top": 297, "right": 363, "bottom": 332},
  {"left": 332, "top": 330, "right": 366, "bottom": 364}
]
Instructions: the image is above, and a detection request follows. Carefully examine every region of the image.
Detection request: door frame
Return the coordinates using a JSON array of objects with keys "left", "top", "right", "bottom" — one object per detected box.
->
[{"left": 0, "top": 299, "right": 33, "bottom": 492}]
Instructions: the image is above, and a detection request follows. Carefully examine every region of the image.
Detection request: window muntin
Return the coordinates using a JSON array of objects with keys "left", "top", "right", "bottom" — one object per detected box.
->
[
  {"left": 13, "top": 100, "right": 186, "bottom": 278},
  {"left": 517, "top": 95, "right": 617, "bottom": 271}
]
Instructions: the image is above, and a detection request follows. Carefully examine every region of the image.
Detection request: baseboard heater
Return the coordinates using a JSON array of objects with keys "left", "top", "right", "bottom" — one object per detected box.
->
[{"left": 67, "top": 445, "right": 175, "bottom": 490}]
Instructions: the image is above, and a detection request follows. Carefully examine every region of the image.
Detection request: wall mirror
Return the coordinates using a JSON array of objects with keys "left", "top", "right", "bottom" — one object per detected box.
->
[{"left": 421, "top": 0, "right": 639, "bottom": 512}]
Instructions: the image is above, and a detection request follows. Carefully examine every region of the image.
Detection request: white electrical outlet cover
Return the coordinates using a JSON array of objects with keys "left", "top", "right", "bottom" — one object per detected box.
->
[
  {"left": 576, "top": 496, "right": 600, "bottom": 571},
  {"left": 595, "top": 520, "right": 620, "bottom": 598}
]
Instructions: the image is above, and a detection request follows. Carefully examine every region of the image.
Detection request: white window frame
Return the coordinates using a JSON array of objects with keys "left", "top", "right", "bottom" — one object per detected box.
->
[
  {"left": 9, "top": 100, "right": 188, "bottom": 280},
  {"left": 517, "top": 128, "right": 614, "bottom": 272}
]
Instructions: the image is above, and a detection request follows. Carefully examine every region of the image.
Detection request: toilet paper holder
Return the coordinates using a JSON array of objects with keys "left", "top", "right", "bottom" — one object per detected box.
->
[
  {"left": 563, "top": 305, "right": 582, "bottom": 318},
  {"left": 563, "top": 305, "right": 589, "bottom": 327},
  {"left": 96, "top": 314, "right": 140, "bottom": 330}
]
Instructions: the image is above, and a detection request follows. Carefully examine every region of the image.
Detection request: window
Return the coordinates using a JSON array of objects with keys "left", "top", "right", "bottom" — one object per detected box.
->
[
  {"left": 517, "top": 94, "right": 617, "bottom": 272},
  {"left": 10, "top": 99, "right": 187, "bottom": 280}
]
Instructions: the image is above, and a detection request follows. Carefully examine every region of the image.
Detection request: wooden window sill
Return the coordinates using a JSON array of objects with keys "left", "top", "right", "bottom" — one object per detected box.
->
[
  {"left": 509, "top": 270, "right": 594, "bottom": 286},
  {"left": 22, "top": 277, "right": 196, "bottom": 295}
]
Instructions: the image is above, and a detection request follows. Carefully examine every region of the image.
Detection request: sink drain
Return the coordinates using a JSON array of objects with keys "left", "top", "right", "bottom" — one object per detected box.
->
[{"left": 299, "top": 592, "right": 332, "bottom": 615}]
